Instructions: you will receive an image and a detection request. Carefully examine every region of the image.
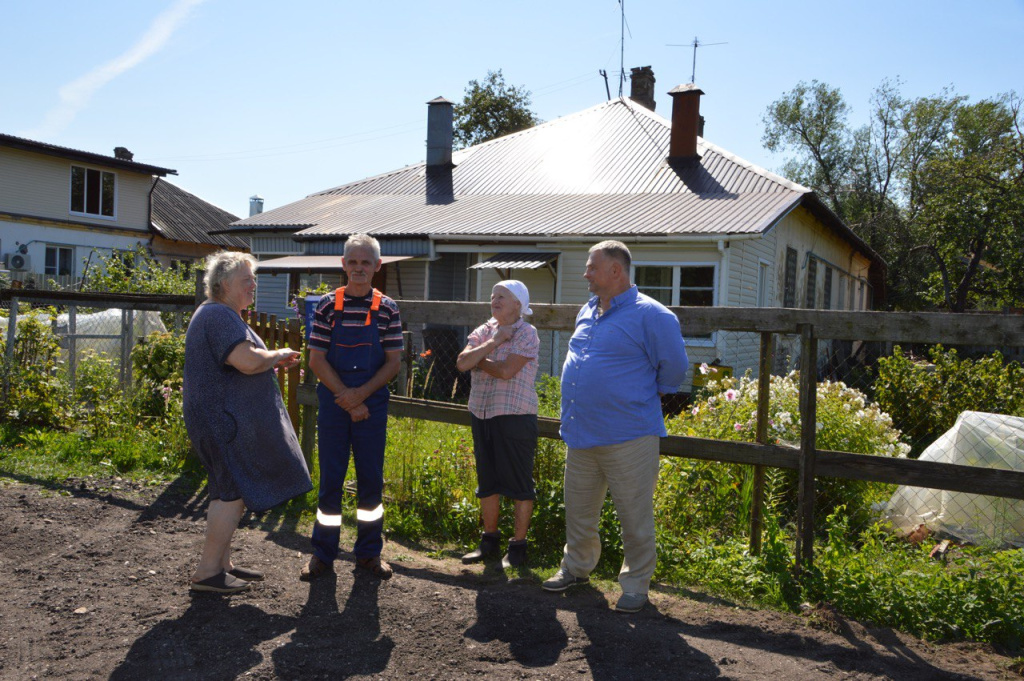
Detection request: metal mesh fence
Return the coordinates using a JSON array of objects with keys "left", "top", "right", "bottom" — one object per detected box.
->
[
  {"left": 821, "top": 336, "right": 1024, "bottom": 547},
  {"left": 2, "top": 301, "right": 179, "bottom": 390}
]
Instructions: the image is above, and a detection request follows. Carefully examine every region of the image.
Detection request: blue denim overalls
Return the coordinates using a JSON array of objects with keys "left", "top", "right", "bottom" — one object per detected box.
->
[{"left": 312, "top": 287, "right": 389, "bottom": 562}]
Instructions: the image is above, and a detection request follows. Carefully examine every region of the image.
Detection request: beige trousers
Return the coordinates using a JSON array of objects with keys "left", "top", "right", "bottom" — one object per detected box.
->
[{"left": 559, "top": 435, "right": 660, "bottom": 594}]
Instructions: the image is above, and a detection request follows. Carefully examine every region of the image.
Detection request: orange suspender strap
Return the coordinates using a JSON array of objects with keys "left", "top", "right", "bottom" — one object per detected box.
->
[{"left": 333, "top": 287, "right": 383, "bottom": 327}]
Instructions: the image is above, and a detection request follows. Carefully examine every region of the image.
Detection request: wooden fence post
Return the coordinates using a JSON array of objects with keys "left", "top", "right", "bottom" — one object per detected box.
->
[
  {"left": 2, "top": 296, "right": 18, "bottom": 399},
  {"left": 285, "top": 319, "right": 301, "bottom": 431},
  {"left": 795, "top": 323, "right": 819, "bottom": 572},
  {"left": 397, "top": 330, "right": 412, "bottom": 396},
  {"left": 749, "top": 331, "right": 774, "bottom": 555}
]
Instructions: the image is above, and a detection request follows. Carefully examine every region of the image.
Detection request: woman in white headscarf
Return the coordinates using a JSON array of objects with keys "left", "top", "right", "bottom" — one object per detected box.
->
[{"left": 456, "top": 280, "right": 541, "bottom": 568}]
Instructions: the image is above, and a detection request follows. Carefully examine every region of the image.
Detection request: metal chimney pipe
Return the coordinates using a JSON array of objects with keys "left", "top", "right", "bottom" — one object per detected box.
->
[
  {"left": 249, "top": 195, "right": 264, "bottom": 217},
  {"left": 426, "top": 96, "right": 454, "bottom": 167},
  {"left": 668, "top": 84, "right": 704, "bottom": 160}
]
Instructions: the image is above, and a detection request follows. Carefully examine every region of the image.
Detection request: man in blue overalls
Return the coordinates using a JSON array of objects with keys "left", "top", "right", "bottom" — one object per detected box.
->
[{"left": 301, "top": 234, "right": 403, "bottom": 581}]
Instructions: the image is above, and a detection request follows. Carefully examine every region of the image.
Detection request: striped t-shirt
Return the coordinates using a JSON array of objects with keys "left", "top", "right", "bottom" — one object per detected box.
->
[{"left": 308, "top": 289, "right": 403, "bottom": 354}]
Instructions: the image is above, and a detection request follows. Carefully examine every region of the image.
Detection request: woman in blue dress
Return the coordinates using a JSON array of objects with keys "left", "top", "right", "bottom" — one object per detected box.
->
[{"left": 183, "top": 251, "right": 312, "bottom": 594}]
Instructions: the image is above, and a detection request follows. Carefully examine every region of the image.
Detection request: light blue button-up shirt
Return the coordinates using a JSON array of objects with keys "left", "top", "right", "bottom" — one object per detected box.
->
[{"left": 560, "top": 286, "right": 688, "bottom": 449}]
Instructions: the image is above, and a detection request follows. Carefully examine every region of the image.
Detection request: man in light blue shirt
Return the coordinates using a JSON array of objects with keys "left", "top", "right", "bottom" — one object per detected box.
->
[{"left": 543, "top": 240, "right": 688, "bottom": 613}]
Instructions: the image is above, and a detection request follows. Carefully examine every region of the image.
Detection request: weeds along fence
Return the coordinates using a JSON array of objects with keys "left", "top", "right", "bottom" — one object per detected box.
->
[
  {"left": 364, "top": 301, "right": 1024, "bottom": 571},
  {"left": 1, "top": 288, "right": 194, "bottom": 393},
  {"left": 2, "top": 287, "right": 304, "bottom": 453}
]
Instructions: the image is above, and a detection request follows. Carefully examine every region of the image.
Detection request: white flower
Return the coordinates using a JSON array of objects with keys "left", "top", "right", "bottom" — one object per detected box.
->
[{"left": 699, "top": 363, "right": 710, "bottom": 375}]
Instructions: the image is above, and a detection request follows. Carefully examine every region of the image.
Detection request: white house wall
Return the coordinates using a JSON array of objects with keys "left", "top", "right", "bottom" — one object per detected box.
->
[
  {"left": 0, "top": 219, "right": 148, "bottom": 280},
  {"left": 471, "top": 254, "right": 560, "bottom": 377},
  {"left": 0, "top": 148, "right": 151, "bottom": 230},
  {"left": 1, "top": 146, "right": 155, "bottom": 279},
  {"left": 719, "top": 232, "right": 778, "bottom": 383}
]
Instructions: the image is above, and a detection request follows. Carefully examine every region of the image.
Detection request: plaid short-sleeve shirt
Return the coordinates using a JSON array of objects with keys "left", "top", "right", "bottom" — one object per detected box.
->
[{"left": 466, "top": 318, "right": 540, "bottom": 419}]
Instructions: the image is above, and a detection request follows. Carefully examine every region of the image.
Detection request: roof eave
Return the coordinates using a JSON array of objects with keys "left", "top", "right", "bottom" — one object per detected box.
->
[{"left": 0, "top": 135, "right": 177, "bottom": 176}]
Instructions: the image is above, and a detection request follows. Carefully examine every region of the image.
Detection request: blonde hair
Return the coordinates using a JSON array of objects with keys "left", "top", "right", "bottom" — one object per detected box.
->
[{"left": 204, "top": 251, "right": 257, "bottom": 299}]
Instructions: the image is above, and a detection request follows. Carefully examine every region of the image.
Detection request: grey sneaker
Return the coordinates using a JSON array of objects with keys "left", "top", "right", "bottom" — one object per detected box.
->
[
  {"left": 541, "top": 568, "right": 589, "bottom": 592},
  {"left": 615, "top": 592, "right": 648, "bottom": 613}
]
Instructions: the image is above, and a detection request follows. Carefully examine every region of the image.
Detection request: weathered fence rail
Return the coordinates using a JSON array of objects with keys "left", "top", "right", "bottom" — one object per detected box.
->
[
  {"left": 389, "top": 300, "right": 1024, "bottom": 569},
  {"left": 7, "top": 287, "right": 1023, "bottom": 570}
]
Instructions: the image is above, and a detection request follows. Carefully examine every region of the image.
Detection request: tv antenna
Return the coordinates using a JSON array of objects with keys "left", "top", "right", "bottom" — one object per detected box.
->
[
  {"left": 667, "top": 36, "right": 727, "bottom": 83},
  {"left": 617, "top": 0, "right": 632, "bottom": 96}
]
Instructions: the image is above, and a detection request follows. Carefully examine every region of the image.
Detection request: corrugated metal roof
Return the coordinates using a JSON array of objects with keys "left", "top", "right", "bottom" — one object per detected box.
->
[
  {"left": 151, "top": 180, "right": 248, "bottom": 248},
  {"left": 468, "top": 252, "right": 559, "bottom": 270},
  {"left": 257, "top": 254, "right": 413, "bottom": 271},
  {"left": 225, "top": 98, "right": 875, "bottom": 261}
]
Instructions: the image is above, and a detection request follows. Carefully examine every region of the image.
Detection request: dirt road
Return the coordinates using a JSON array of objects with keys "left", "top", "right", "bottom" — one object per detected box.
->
[{"left": 0, "top": 474, "right": 1014, "bottom": 680}]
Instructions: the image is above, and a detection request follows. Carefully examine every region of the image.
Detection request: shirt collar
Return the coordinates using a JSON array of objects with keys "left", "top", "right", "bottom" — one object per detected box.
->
[
  {"left": 488, "top": 317, "right": 526, "bottom": 329},
  {"left": 588, "top": 285, "right": 638, "bottom": 313}
]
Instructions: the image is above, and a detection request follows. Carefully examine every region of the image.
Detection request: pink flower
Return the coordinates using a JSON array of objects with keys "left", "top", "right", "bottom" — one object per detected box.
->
[
  {"left": 691, "top": 406, "right": 699, "bottom": 416},
  {"left": 725, "top": 389, "right": 737, "bottom": 401},
  {"left": 734, "top": 423, "right": 743, "bottom": 431}
]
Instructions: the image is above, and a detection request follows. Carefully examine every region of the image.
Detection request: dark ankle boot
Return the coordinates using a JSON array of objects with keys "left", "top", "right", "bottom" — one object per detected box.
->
[
  {"left": 462, "top": 532, "right": 500, "bottom": 564},
  {"left": 502, "top": 539, "right": 528, "bottom": 568}
]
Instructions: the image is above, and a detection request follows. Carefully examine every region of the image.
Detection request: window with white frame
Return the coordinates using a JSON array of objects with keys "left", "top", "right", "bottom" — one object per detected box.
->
[
  {"left": 757, "top": 261, "right": 770, "bottom": 307},
  {"left": 70, "top": 165, "right": 116, "bottom": 217},
  {"left": 45, "top": 245, "right": 74, "bottom": 276},
  {"left": 634, "top": 263, "right": 716, "bottom": 342}
]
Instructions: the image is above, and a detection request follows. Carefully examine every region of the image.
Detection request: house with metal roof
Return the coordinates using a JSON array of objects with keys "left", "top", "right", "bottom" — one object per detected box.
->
[
  {"left": 225, "top": 70, "right": 884, "bottom": 384},
  {"left": 0, "top": 134, "right": 245, "bottom": 287},
  {"left": 150, "top": 179, "right": 248, "bottom": 267}
]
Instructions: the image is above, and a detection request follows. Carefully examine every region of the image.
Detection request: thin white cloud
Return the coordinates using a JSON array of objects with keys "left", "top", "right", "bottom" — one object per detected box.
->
[{"left": 21, "top": 0, "right": 207, "bottom": 140}]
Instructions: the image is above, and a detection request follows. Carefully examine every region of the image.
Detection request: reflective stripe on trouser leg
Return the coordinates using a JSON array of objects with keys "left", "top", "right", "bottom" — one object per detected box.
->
[
  {"left": 311, "top": 386, "right": 353, "bottom": 564},
  {"left": 356, "top": 503, "right": 385, "bottom": 558},
  {"left": 350, "top": 399, "right": 388, "bottom": 559}
]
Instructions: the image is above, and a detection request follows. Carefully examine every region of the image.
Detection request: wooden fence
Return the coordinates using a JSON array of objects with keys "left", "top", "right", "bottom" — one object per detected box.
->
[
  {"left": 7, "top": 288, "right": 1023, "bottom": 570},
  {"left": 327, "top": 301, "right": 1024, "bottom": 570}
]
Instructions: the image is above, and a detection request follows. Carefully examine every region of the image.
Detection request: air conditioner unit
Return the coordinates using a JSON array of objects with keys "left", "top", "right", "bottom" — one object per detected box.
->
[{"left": 7, "top": 253, "right": 30, "bottom": 271}]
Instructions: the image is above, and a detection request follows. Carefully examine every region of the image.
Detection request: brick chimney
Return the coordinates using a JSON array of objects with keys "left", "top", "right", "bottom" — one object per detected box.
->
[
  {"left": 426, "top": 96, "right": 454, "bottom": 167},
  {"left": 629, "top": 66, "right": 656, "bottom": 111},
  {"left": 668, "top": 84, "right": 704, "bottom": 160}
]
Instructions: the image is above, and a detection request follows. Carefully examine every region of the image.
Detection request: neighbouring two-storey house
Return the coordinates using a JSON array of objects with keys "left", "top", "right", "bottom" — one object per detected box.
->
[
  {"left": 223, "top": 68, "right": 884, "bottom": 387},
  {"left": 0, "top": 134, "right": 246, "bottom": 287}
]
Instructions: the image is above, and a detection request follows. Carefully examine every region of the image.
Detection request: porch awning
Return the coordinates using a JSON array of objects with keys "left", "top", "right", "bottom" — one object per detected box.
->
[
  {"left": 257, "top": 255, "right": 414, "bottom": 272},
  {"left": 468, "top": 252, "right": 559, "bottom": 270}
]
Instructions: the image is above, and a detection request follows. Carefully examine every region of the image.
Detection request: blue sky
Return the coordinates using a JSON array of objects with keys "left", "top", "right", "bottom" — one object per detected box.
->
[{"left": 4, "top": 1, "right": 1022, "bottom": 219}]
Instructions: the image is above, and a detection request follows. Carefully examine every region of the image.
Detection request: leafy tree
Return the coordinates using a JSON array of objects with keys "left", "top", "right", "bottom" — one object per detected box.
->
[
  {"left": 762, "top": 81, "right": 853, "bottom": 219},
  {"left": 453, "top": 70, "right": 540, "bottom": 149},
  {"left": 911, "top": 95, "right": 1024, "bottom": 311},
  {"left": 763, "top": 80, "right": 1023, "bottom": 311}
]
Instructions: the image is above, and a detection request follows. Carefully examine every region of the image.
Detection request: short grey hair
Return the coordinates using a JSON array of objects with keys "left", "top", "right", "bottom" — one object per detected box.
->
[
  {"left": 344, "top": 234, "right": 381, "bottom": 262},
  {"left": 204, "top": 251, "right": 257, "bottom": 299},
  {"left": 589, "top": 240, "right": 631, "bottom": 269}
]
